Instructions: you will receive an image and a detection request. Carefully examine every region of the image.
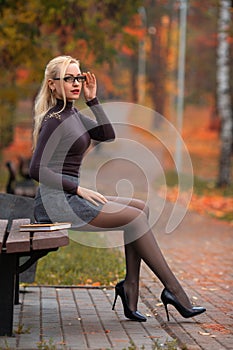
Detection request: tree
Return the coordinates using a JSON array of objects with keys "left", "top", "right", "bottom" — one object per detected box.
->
[
  {"left": 0, "top": 0, "right": 142, "bottom": 148},
  {"left": 216, "top": 0, "right": 233, "bottom": 186},
  {"left": 185, "top": 1, "right": 218, "bottom": 106},
  {"left": 145, "top": 0, "right": 173, "bottom": 115}
]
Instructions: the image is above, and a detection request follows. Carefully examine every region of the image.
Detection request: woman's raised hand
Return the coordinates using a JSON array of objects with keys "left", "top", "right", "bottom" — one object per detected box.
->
[
  {"left": 83, "top": 72, "right": 97, "bottom": 101},
  {"left": 77, "top": 186, "right": 108, "bottom": 206}
]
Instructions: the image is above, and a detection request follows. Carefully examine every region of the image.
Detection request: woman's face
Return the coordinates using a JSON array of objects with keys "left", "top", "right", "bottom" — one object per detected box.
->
[{"left": 52, "top": 63, "right": 83, "bottom": 102}]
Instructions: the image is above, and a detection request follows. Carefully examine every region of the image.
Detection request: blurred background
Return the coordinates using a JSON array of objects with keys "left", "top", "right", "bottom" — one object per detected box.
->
[{"left": 0, "top": 0, "right": 232, "bottom": 221}]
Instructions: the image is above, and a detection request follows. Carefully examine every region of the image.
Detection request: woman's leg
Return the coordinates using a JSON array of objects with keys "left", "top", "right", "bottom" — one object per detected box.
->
[
  {"left": 80, "top": 198, "right": 192, "bottom": 309},
  {"left": 105, "top": 197, "right": 149, "bottom": 311}
]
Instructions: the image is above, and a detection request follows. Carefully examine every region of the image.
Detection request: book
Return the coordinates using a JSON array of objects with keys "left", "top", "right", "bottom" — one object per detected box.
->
[{"left": 20, "top": 222, "right": 71, "bottom": 232}]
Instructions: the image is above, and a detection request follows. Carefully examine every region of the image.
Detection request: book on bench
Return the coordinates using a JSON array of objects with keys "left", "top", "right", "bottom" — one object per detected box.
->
[{"left": 20, "top": 222, "right": 71, "bottom": 232}]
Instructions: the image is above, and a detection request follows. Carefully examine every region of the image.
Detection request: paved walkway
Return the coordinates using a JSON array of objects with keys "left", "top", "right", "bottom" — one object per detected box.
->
[
  {"left": 0, "top": 207, "right": 232, "bottom": 350},
  {"left": 140, "top": 205, "right": 233, "bottom": 350}
]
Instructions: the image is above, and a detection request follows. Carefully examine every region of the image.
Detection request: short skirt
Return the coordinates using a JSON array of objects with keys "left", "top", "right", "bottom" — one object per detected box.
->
[{"left": 34, "top": 174, "right": 103, "bottom": 228}]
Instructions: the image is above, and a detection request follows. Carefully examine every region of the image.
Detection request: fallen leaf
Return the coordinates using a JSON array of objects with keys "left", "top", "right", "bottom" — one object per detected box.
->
[
  {"left": 156, "top": 302, "right": 163, "bottom": 307},
  {"left": 199, "top": 331, "right": 211, "bottom": 336},
  {"left": 203, "top": 323, "right": 231, "bottom": 334},
  {"left": 92, "top": 281, "right": 101, "bottom": 287}
]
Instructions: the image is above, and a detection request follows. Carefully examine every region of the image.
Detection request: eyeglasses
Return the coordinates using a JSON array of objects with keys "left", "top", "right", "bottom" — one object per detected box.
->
[{"left": 53, "top": 75, "right": 86, "bottom": 84}]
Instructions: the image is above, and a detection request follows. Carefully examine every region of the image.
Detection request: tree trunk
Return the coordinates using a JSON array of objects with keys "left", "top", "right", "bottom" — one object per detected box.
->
[{"left": 217, "top": 0, "right": 233, "bottom": 186}]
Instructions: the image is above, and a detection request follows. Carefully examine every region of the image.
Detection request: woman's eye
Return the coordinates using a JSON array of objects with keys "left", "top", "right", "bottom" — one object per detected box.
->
[{"left": 64, "top": 77, "right": 73, "bottom": 83}]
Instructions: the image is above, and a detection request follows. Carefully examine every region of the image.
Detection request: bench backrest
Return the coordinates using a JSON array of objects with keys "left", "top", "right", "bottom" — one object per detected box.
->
[{"left": 0, "top": 193, "right": 34, "bottom": 230}]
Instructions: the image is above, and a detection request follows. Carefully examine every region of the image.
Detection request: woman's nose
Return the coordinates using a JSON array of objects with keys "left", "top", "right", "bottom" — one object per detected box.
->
[{"left": 73, "top": 79, "right": 79, "bottom": 85}]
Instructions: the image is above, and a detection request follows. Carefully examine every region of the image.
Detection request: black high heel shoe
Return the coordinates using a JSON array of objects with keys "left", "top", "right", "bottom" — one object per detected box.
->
[
  {"left": 112, "top": 280, "right": 147, "bottom": 322},
  {"left": 161, "top": 288, "right": 206, "bottom": 321}
]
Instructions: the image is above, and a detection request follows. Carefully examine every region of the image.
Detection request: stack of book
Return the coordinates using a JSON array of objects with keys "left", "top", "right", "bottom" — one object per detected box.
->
[{"left": 20, "top": 222, "right": 71, "bottom": 232}]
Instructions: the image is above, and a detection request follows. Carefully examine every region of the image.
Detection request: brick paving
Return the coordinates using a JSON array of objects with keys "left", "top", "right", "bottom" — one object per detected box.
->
[
  {"left": 140, "top": 203, "right": 233, "bottom": 350},
  {"left": 0, "top": 206, "right": 232, "bottom": 349},
  {"left": 0, "top": 285, "right": 173, "bottom": 349}
]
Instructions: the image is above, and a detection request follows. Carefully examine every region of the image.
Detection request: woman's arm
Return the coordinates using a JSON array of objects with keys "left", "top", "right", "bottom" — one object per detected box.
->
[
  {"left": 29, "top": 118, "right": 78, "bottom": 194},
  {"left": 79, "top": 97, "right": 115, "bottom": 141},
  {"left": 81, "top": 72, "right": 115, "bottom": 141}
]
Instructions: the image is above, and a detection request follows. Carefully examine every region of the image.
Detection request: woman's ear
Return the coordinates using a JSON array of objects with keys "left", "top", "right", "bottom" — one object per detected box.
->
[{"left": 48, "top": 79, "right": 55, "bottom": 92}]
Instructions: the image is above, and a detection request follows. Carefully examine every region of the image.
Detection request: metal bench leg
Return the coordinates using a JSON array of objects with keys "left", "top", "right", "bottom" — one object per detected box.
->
[
  {"left": 15, "top": 256, "right": 20, "bottom": 305},
  {"left": 0, "top": 254, "right": 17, "bottom": 336},
  {"left": 15, "top": 270, "right": 20, "bottom": 305}
]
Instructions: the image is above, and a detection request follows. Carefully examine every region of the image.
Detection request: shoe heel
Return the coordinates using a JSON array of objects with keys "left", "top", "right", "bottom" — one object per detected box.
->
[
  {"left": 161, "top": 288, "right": 206, "bottom": 321},
  {"left": 164, "top": 303, "right": 170, "bottom": 322},
  {"left": 112, "top": 291, "right": 119, "bottom": 310}
]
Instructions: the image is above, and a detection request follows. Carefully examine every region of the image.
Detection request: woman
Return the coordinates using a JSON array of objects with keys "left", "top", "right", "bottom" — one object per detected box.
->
[{"left": 30, "top": 55, "right": 206, "bottom": 322}]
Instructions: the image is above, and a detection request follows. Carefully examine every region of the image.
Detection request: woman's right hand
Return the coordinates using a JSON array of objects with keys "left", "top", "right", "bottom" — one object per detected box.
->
[{"left": 77, "top": 186, "right": 108, "bottom": 206}]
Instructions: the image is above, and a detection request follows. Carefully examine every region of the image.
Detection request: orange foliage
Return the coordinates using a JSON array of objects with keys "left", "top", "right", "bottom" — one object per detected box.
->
[
  {"left": 124, "top": 26, "right": 146, "bottom": 40},
  {"left": 2, "top": 123, "right": 33, "bottom": 165},
  {"left": 158, "top": 185, "right": 233, "bottom": 222},
  {"left": 121, "top": 45, "right": 135, "bottom": 56},
  {"left": 16, "top": 68, "right": 29, "bottom": 84},
  {"left": 84, "top": 279, "right": 101, "bottom": 287},
  {"left": 124, "top": 13, "right": 146, "bottom": 41}
]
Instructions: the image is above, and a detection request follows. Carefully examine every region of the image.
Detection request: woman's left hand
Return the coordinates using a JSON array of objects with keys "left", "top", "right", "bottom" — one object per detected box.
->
[
  {"left": 77, "top": 186, "right": 108, "bottom": 207},
  {"left": 83, "top": 72, "right": 97, "bottom": 101}
]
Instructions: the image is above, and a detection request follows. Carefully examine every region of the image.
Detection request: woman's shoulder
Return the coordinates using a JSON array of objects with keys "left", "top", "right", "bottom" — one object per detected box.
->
[
  {"left": 43, "top": 105, "right": 63, "bottom": 122},
  {"left": 40, "top": 107, "right": 64, "bottom": 133},
  {"left": 44, "top": 110, "right": 62, "bottom": 122}
]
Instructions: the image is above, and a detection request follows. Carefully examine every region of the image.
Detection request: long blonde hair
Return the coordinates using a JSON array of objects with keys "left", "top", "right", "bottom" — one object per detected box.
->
[{"left": 32, "top": 55, "right": 80, "bottom": 149}]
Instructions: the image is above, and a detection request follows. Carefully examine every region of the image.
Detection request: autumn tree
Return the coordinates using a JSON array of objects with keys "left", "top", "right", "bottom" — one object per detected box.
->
[
  {"left": 0, "top": 0, "right": 46, "bottom": 148},
  {"left": 0, "top": 0, "right": 142, "bottom": 148},
  {"left": 185, "top": 1, "right": 218, "bottom": 106},
  {"left": 216, "top": 0, "right": 233, "bottom": 186},
  {"left": 145, "top": 0, "right": 172, "bottom": 116}
]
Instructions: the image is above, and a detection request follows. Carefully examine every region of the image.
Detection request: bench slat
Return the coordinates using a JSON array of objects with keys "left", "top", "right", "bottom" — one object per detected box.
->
[
  {"left": 6, "top": 219, "right": 31, "bottom": 253},
  {"left": 32, "top": 230, "right": 69, "bottom": 250},
  {"left": 0, "top": 220, "right": 8, "bottom": 251}
]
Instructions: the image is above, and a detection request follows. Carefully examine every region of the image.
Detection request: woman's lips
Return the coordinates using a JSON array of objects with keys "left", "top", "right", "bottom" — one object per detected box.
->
[{"left": 71, "top": 89, "right": 80, "bottom": 94}]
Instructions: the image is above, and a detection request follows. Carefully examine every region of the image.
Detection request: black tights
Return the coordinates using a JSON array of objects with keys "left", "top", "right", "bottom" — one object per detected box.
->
[{"left": 79, "top": 196, "right": 192, "bottom": 311}]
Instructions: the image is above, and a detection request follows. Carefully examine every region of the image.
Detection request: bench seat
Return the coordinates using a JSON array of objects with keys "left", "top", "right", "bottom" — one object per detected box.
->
[{"left": 0, "top": 218, "right": 69, "bottom": 336}]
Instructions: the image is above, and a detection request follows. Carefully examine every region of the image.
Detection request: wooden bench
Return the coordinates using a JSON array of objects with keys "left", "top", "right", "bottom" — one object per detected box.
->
[{"left": 0, "top": 193, "right": 69, "bottom": 336}]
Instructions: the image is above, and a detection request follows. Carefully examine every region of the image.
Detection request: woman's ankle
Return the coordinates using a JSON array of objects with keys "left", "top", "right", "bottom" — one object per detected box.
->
[
  {"left": 123, "top": 279, "right": 139, "bottom": 311},
  {"left": 166, "top": 284, "right": 192, "bottom": 309}
]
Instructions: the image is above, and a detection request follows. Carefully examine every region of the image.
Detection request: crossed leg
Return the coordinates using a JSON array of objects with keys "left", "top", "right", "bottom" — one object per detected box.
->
[{"left": 79, "top": 196, "right": 192, "bottom": 312}]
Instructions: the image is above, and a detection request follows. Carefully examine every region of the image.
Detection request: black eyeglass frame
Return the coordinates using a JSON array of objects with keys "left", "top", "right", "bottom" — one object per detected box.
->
[{"left": 53, "top": 75, "right": 86, "bottom": 83}]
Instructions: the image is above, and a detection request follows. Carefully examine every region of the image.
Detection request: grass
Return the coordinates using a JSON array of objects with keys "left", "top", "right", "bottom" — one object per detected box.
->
[
  {"left": 34, "top": 236, "right": 125, "bottom": 286},
  {"left": 0, "top": 338, "right": 180, "bottom": 350},
  {"left": 123, "top": 339, "right": 180, "bottom": 350}
]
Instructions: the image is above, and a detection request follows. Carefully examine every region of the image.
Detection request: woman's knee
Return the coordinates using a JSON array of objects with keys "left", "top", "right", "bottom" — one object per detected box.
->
[
  {"left": 106, "top": 196, "right": 149, "bottom": 218},
  {"left": 134, "top": 199, "right": 150, "bottom": 219},
  {"left": 124, "top": 210, "right": 150, "bottom": 243},
  {"left": 142, "top": 201, "right": 150, "bottom": 218}
]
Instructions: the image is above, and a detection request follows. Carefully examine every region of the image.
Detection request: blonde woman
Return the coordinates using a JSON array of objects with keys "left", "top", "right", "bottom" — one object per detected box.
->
[{"left": 30, "top": 55, "right": 206, "bottom": 323}]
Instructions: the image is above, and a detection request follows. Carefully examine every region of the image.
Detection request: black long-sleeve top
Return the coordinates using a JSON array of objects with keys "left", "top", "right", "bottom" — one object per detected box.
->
[{"left": 29, "top": 98, "right": 115, "bottom": 194}]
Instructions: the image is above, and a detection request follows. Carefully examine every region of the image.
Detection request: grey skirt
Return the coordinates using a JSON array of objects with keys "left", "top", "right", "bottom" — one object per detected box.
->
[{"left": 34, "top": 174, "right": 103, "bottom": 228}]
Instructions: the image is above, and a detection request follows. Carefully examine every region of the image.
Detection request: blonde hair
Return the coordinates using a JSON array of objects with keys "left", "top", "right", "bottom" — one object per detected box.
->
[{"left": 32, "top": 55, "right": 80, "bottom": 149}]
